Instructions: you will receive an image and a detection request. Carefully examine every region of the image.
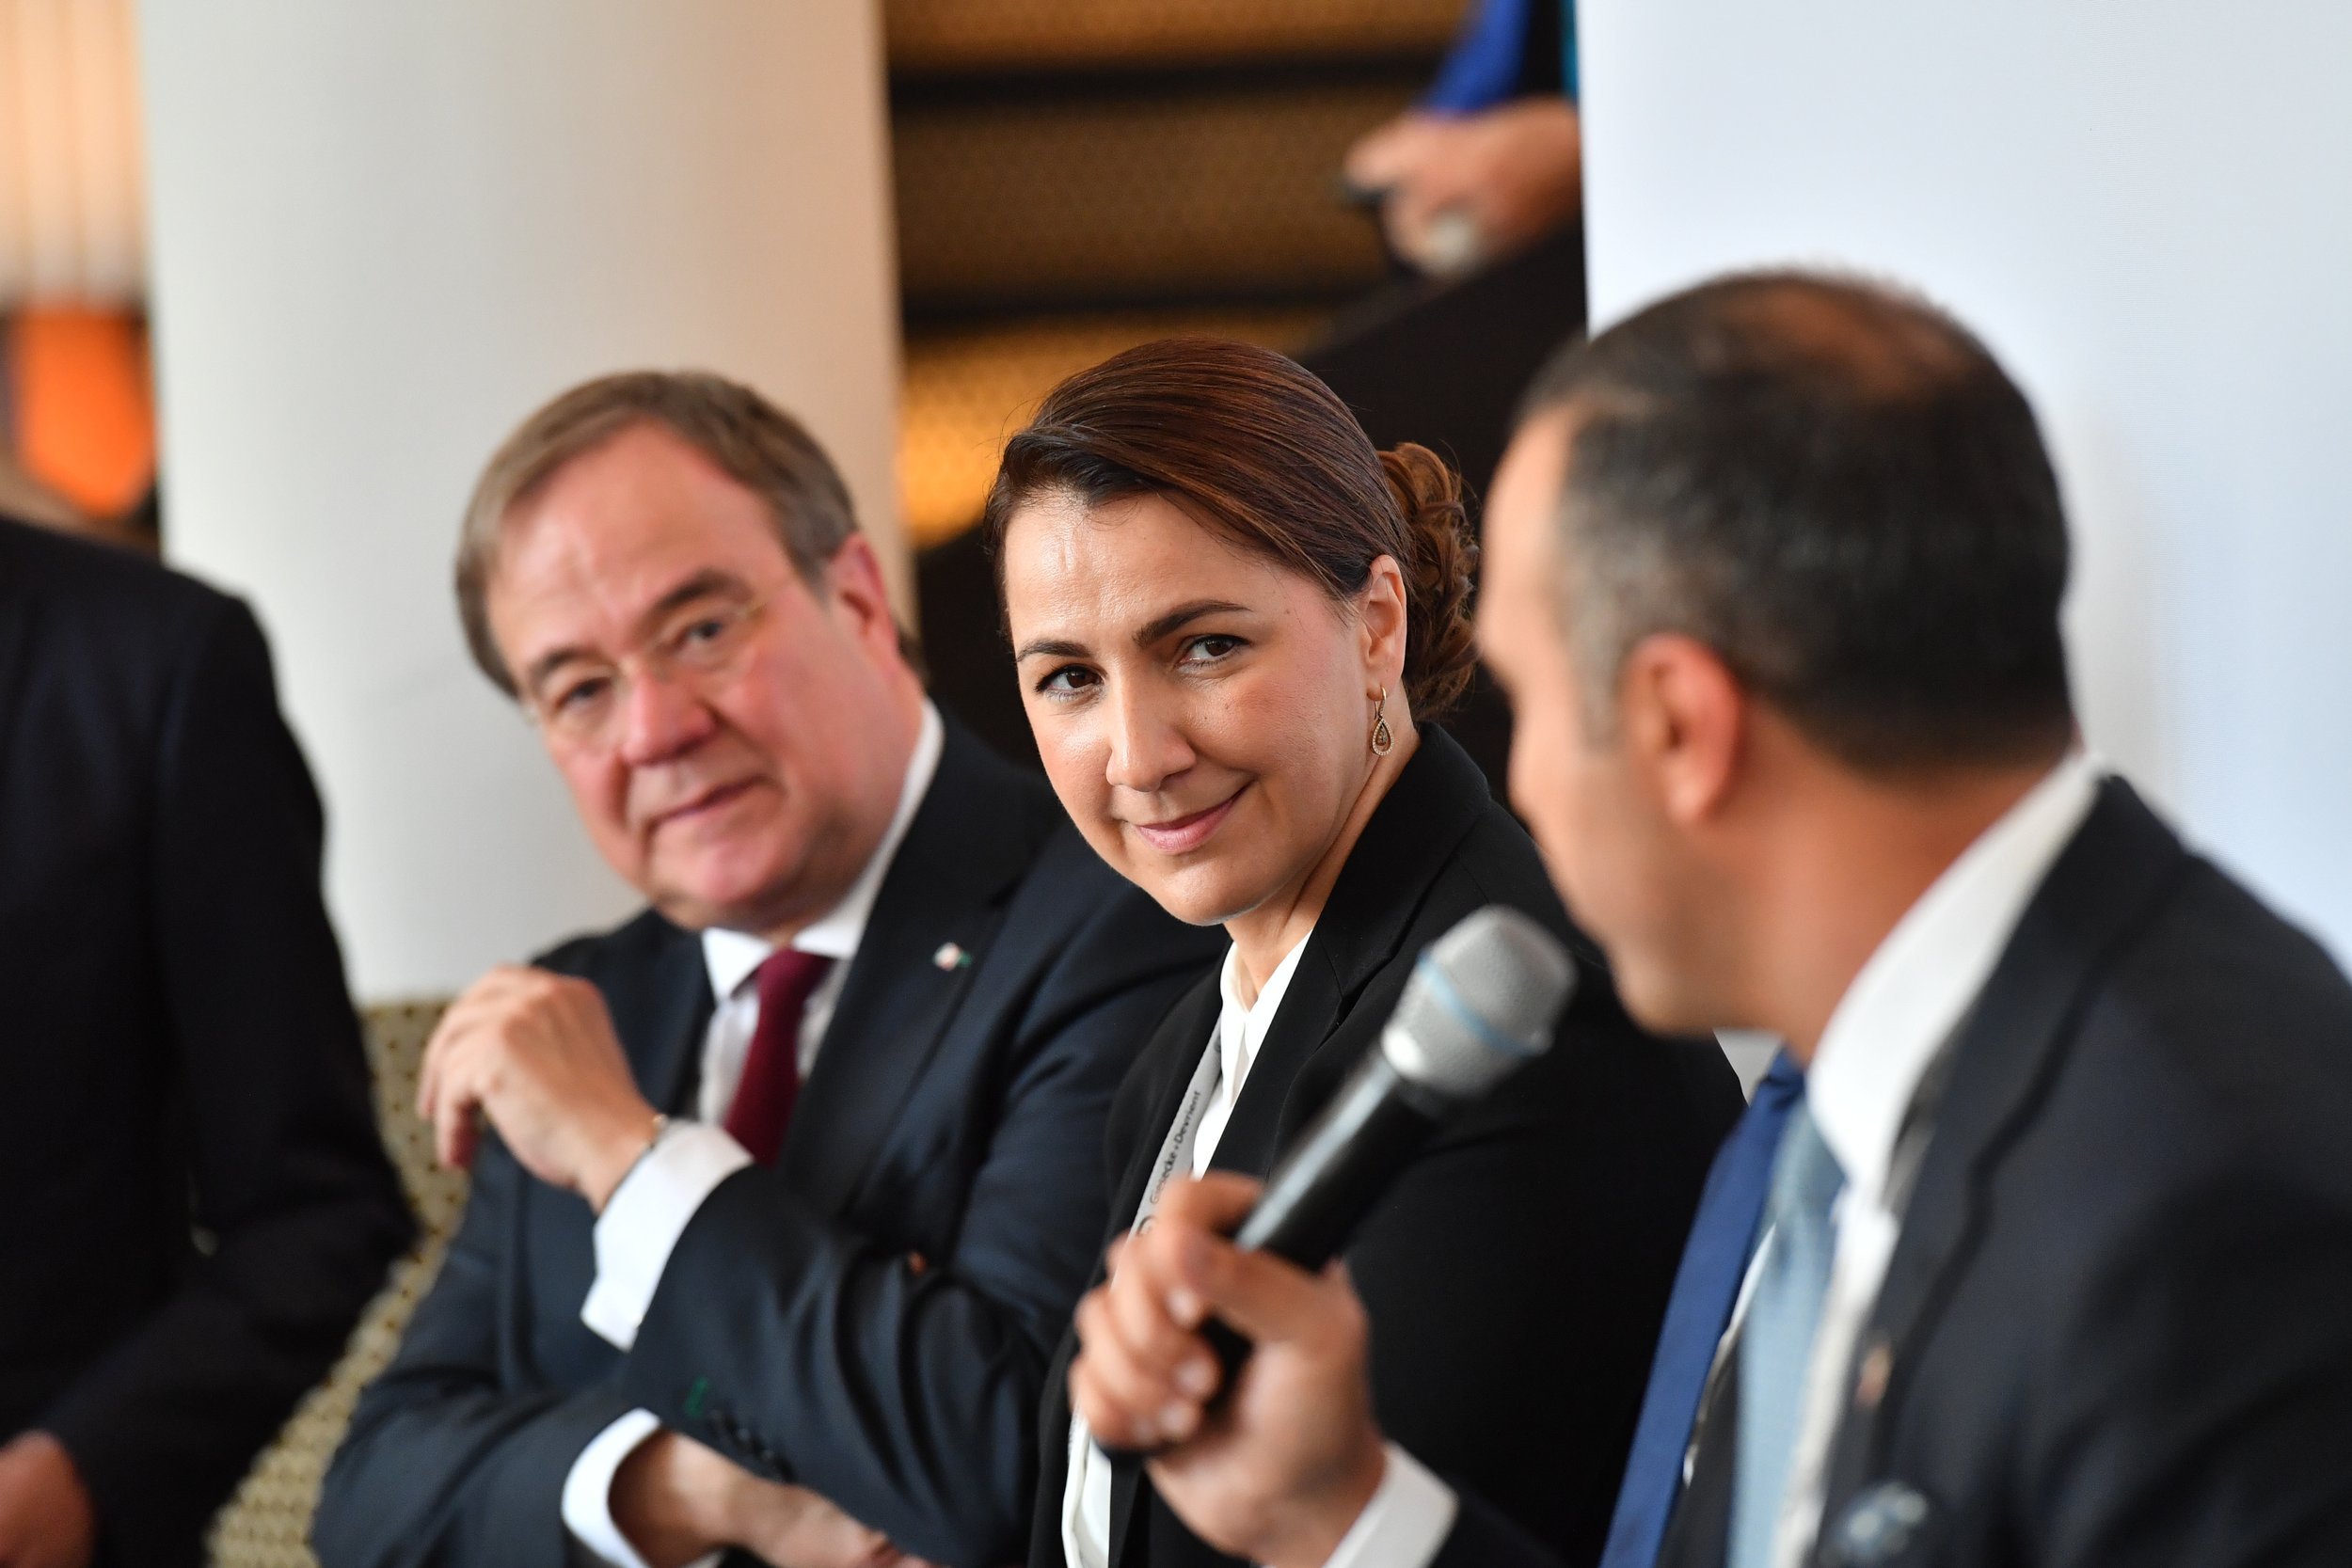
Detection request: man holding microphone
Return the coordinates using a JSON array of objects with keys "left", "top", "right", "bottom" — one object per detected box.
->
[{"left": 1063, "top": 273, "right": 2352, "bottom": 1568}]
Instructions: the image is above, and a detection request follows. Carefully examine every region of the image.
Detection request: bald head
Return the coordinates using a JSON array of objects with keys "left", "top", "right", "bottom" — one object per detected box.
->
[
  {"left": 1516, "top": 271, "right": 2074, "bottom": 772},
  {"left": 1699, "top": 275, "right": 1982, "bottom": 391}
]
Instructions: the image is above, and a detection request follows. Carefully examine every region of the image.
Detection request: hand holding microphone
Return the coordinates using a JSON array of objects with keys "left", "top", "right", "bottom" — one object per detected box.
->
[
  {"left": 1073, "top": 1175, "right": 1388, "bottom": 1568},
  {"left": 1068, "top": 908, "right": 1574, "bottom": 1568}
]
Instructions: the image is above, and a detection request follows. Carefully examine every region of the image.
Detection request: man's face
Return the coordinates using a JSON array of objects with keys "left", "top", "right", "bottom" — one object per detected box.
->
[
  {"left": 485, "top": 421, "right": 914, "bottom": 936},
  {"left": 1477, "top": 414, "right": 1712, "bottom": 1033}
]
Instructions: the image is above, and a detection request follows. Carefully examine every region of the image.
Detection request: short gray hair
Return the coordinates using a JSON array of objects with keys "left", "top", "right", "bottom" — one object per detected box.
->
[
  {"left": 455, "top": 370, "right": 864, "bottom": 696},
  {"left": 1515, "top": 270, "right": 2074, "bottom": 772}
]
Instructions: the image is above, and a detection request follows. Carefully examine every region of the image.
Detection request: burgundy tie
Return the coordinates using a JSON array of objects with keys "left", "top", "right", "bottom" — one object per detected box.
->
[{"left": 723, "top": 949, "right": 834, "bottom": 1165}]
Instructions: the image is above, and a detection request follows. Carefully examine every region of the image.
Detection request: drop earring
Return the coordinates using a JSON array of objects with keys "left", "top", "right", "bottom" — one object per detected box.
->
[{"left": 1370, "top": 686, "right": 1394, "bottom": 756}]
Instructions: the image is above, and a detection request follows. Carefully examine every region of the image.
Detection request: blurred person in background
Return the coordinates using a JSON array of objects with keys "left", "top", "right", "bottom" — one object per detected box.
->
[
  {"left": 0, "top": 514, "right": 413, "bottom": 1568},
  {"left": 986, "top": 338, "right": 1742, "bottom": 1568},
  {"left": 314, "top": 372, "right": 1218, "bottom": 1568},
  {"left": 1344, "top": 0, "right": 1582, "bottom": 277},
  {"left": 1054, "top": 275, "right": 2352, "bottom": 1568}
]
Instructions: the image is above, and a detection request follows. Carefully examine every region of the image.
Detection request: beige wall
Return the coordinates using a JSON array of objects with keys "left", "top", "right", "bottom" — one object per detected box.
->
[{"left": 141, "top": 0, "right": 905, "bottom": 997}]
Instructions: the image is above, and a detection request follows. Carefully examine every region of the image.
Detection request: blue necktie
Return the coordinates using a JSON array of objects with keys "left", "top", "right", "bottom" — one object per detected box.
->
[
  {"left": 1728, "top": 1101, "right": 1848, "bottom": 1568},
  {"left": 1599, "top": 1053, "right": 1805, "bottom": 1568}
]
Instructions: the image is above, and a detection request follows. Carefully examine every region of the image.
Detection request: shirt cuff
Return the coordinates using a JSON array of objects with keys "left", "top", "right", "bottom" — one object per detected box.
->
[
  {"left": 581, "top": 1122, "right": 752, "bottom": 1349},
  {"left": 560, "top": 1409, "right": 721, "bottom": 1568},
  {"left": 1316, "top": 1443, "right": 1459, "bottom": 1568}
]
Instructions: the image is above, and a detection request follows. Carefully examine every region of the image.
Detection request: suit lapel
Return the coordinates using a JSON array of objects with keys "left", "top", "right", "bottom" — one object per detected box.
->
[
  {"left": 1100, "top": 978, "right": 1221, "bottom": 1568},
  {"left": 1815, "top": 780, "right": 2191, "bottom": 1534},
  {"left": 1204, "top": 950, "right": 1341, "bottom": 1179},
  {"left": 1207, "top": 726, "right": 1491, "bottom": 1178},
  {"left": 606, "top": 918, "right": 714, "bottom": 1117},
  {"left": 1110, "top": 728, "right": 1494, "bottom": 1568},
  {"left": 1104, "top": 978, "right": 1226, "bottom": 1249},
  {"left": 779, "top": 721, "right": 1051, "bottom": 1220}
]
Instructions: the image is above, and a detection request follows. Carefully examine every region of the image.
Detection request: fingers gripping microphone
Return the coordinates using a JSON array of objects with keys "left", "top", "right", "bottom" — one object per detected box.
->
[{"left": 1195, "top": 906, "right": 1577, "bottom": 1389}]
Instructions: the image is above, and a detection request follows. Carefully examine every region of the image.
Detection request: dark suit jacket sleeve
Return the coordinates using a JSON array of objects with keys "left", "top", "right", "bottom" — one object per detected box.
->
[
  {"left": 1431, "top": 1488, "right": 1567, "bottom": 1568},
  {"left": 33, "top": 595, "right": 413, "bottom": 1566},
  {"left": 618, "top": 886, "right": 1201, "bottom": 1567},
  {"left": 314, "top": 1135, "right": 637, "bottom": 1568},
  {"left": 2027, "top": 1169, "right": 2352, "bottom": 1567},
  {"left": 1340, "top": 1015, "right": 1732, "bottom": 1565}
]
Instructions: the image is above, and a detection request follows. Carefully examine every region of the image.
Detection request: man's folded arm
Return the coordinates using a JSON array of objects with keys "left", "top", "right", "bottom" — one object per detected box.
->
[
  {"left": 315, "top": 1134, "right": 638, "bottom": 1568},
  {"left": 615, "top": 890, "right": 1205, "bottom": 1567},
  {"left": 37, "top": 595, "right": 412, "bottom": 1568}
]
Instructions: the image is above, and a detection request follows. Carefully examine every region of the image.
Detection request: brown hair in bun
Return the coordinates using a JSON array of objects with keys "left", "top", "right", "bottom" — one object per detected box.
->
[
  {"left": 983, "top": 337, "right": 1481, "bottom": 720},
  {"left": 1377, "top": 441, "right": 1480, "bottom": 720}
]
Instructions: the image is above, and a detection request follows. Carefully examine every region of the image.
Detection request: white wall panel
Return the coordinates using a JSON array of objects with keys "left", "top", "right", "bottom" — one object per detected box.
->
[
  {"left": 143, "top": 0, "right": 904, "bottom": 996},
  {"left": 1581, "top": 0, "right": 2352, "bottom": 959}
]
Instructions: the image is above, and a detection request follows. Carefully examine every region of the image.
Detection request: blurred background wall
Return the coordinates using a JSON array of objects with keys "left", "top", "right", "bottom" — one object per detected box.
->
[
  {"left": 24, "top": 0, "right": 2344, "bottom": 985},
  {"left": 8, "top": 0, "right": 1496, "bottom": 1005},
  {"left": 139, "top": 1, "right": 903, "bottom": 999},
  {"left": 1581, "top": 0, "right": 2352, "bottom": 963},
  {"left": 14, "top": 0, "right": 1534, "bottom": 1002}
]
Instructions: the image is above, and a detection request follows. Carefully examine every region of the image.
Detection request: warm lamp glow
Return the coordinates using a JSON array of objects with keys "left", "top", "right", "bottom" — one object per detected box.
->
[{"left": 10, "top": 307, "right": 153, "bottom": 513}]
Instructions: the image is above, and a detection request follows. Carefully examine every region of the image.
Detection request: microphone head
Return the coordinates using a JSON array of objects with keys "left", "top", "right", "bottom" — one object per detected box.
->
[{"left": 1382, "top": 906, "right": 1578, "bottom": 1100}]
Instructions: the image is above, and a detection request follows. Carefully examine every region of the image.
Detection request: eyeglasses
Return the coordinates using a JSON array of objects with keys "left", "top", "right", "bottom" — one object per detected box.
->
[{"left": 524, "top": 593, "right": 772, "bottom": 750}]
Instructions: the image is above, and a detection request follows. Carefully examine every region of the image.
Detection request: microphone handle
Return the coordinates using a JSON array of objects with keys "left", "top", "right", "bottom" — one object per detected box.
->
[
  {"left": 1205, "top": 1049, "right": 1449, "bottom": 1386},
  {"left": 1236, "top": 1048, "right": 1449, "bottom": 1265},
  {"left": 1099, "top": 1047, "right": 1449, "bottom": 1458}
]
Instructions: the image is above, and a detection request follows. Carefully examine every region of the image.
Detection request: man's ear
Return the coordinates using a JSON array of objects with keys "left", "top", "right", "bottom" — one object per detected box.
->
[{"left": 1616, "top": 632, "right": 1744, "bottom": 825}]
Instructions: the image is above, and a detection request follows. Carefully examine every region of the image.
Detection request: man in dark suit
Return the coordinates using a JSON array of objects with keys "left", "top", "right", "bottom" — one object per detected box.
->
[
  {"left": 1056, "top": 273, "right": 2352, "bottom": 1568},
  {"left": 0, "top": 515, "right": 413, "bottom": 1568},
  {"left": 313, "top": 372, "right": 1218, "bottom": 1568}
]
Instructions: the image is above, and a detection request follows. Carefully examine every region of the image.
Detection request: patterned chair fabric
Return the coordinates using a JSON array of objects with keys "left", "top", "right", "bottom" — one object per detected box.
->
[{"left": 208, "top": 1000, "right": 466, "bottom": 1568}]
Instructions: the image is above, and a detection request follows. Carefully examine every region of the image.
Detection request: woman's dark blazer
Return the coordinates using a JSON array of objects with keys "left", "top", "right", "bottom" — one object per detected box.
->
[{"left": 1028, "top": 725, "right": 1746, "bottom": 1568}]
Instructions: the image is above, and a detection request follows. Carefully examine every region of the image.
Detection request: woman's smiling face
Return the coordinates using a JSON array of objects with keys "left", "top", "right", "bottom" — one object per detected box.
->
[{"left": 1002, "top": 489, "right": 1391, "bottom": 930}]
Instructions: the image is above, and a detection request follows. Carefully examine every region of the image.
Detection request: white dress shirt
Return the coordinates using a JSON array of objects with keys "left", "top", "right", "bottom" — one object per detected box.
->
[
  {"left": 1062, "top": 932, "right": 1314, "bottom": 1568},
  {"left": 561, "top": 702, "right": 944, "bottom": 1568},
  {"left": 1329, "top": 752, "right": 2103, "bottom": 1568},
  {"left": 1764, "top": 751, "right": 2098, "bottom": 1568}
]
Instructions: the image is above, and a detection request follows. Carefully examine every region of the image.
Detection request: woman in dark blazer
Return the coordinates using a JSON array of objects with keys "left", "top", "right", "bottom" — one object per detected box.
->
[{"left": 985, "top": 338, "right": 1743, "bottom": 1568}]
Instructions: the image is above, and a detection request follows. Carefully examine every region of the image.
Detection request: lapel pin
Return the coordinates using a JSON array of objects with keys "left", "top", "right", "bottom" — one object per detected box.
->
[
  {"left": 1854, "top": 1336, "right": 1894, "bottom": 1411},
  {"left": 933, "top": 942, "right": 971, "bottom": 972}
]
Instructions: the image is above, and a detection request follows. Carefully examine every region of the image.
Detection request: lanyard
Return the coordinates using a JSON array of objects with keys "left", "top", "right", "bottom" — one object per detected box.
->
[{"left": 1131, "top": 1034, "right": 1224, "bottom": 1235}]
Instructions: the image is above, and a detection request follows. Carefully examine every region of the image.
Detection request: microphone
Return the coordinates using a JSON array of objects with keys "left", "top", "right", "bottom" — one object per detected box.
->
[{"left": 1187, "top": 905, "right": 1577, "bottom": 1402}]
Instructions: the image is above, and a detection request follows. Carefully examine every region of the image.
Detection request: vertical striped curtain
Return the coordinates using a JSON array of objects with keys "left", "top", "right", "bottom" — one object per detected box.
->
[{"left": 0, "top": 0, "right": 146, "bottom": 307}]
